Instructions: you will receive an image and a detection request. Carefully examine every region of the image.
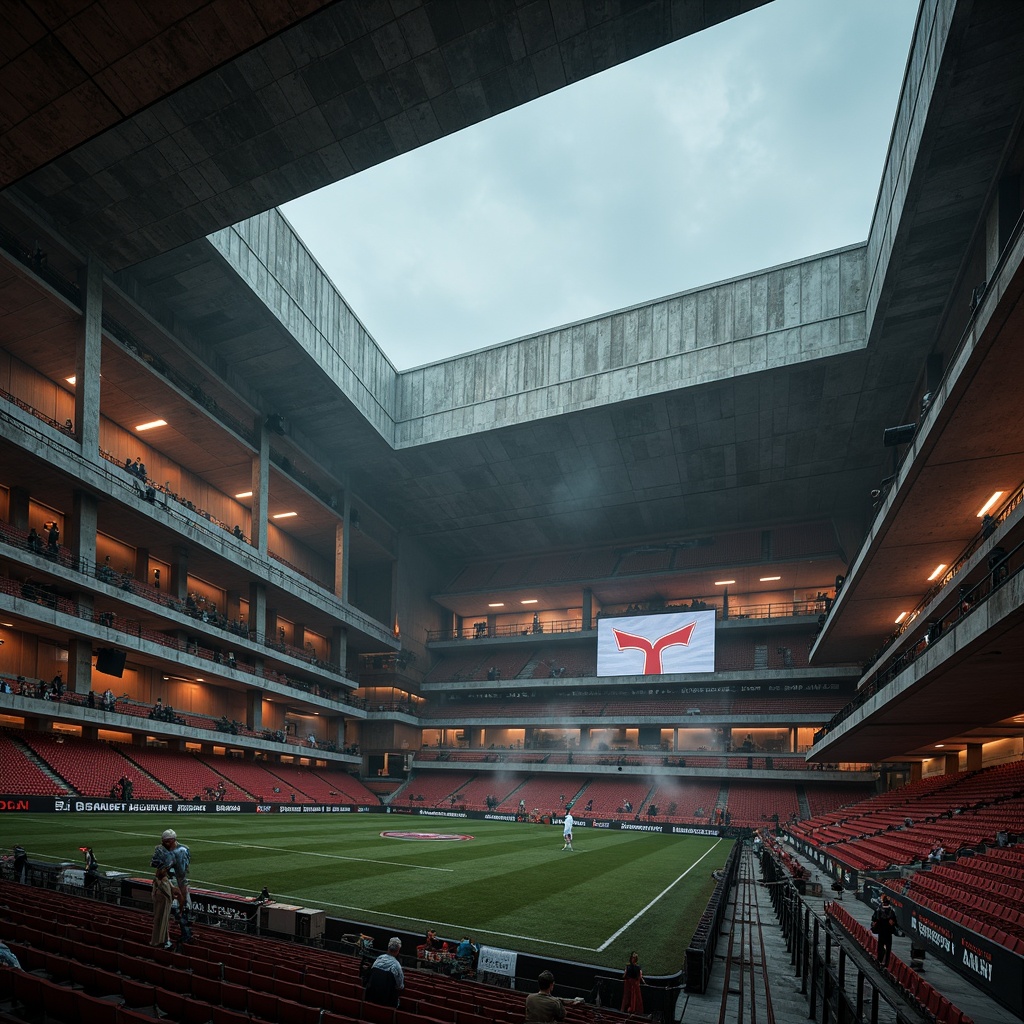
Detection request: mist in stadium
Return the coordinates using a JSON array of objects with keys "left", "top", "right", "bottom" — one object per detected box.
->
[{"left": 2, "top": 2, "right": 1024, "bottom": 1023}]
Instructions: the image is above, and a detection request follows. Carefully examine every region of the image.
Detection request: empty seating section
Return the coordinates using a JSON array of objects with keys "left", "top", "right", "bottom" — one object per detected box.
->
[
  {"left": 399, "top": 771, "right": 474, "bottom": 807},
  {"left": 803, "top": 784, "right": 875, "bottom": 817},
  {"left": 0, "top": 881, "right": 600, "bottom": 1024},
  {"left": 269, "top": 767, "right": 378, "bottom": 805},
  {"left": 123, "top": 747, "right": 246, "bottom": 802},
  {"left": 453, "top": 773, "right": 523, "bottom": 810},
  {"left": 644, "top": 780, "right": 721, "bottom": 823},
  {"left": 20, "top": 733, "right": 172, "bottom": 799},
  {"left": 901, "top": 849, "right": 1024, "bottom": 954},
  {"left": 792, "top": 761, "right": 1024, "bottom": 870},
  {"left": 0, "top": 733, "right": 69, "bottom": 795},
  {"left": 508, "top": 776, "right": 585, "bottom": 814},
  {"left": 193, "top": 756, "right": 297, "bottom": 802},
  {"left": 725, "top": 783, "right": 800, "bottom": 827},
  {"left": 575, "top": 779, "right": 652, "bottom": 817}
]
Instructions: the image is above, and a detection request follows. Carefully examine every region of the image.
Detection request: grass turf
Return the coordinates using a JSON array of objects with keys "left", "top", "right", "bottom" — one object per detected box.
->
[{"left": 7, "top": 814, "right": 731, "bottom": 973}]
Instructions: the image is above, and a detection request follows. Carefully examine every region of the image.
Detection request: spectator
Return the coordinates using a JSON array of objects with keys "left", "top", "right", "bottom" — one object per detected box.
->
[
  {"left": 0, "top": 941, "right": 22, "bottom": 969},
  {"left": 365, "top": 937, "right": 404, "bottom": 1007},
  {"left": 524, "top": 970, "right": 582, "bottom": 1022},
  {"left": 870, "top": 893, "right": 898, "bottom": 968}
]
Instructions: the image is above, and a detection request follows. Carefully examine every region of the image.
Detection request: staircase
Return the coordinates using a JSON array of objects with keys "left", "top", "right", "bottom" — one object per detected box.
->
[
  {"left": 796, "top": 785, "right": 812, "bottom": 819},
  {"left": 13, "top": 736, "right": 74, "bottom": 793}
]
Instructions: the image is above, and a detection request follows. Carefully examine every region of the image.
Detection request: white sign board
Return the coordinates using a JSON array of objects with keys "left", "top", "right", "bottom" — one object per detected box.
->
[
  {"left": 477, "top": 944, "right": 518, "bottom": 985},
  {"left": 597, "top": 610, "right": 716, "bottom": 676}
]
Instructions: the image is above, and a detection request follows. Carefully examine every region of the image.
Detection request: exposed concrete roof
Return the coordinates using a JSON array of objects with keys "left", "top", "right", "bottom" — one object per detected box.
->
[{"left": 8, "top": 0, "right": 769, "bottom": 269}]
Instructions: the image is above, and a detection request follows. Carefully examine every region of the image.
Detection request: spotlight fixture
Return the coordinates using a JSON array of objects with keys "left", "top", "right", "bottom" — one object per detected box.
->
[{"left": 976, "top": 491, "right": 1004, "bottom": 517}]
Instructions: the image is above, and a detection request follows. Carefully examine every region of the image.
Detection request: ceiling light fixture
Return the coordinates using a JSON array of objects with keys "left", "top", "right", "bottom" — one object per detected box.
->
[
  {"left": 235, "top": 490, "right": 253, "bottom": 499},
  {"left": 895, "top": 612, "right": 907, "bottom": 624},
  {"left": 66, "top": 375, "right": 76, "bottom": 385},
  {"left": 760, "top": 576, "right": 781, "bottom": 582},
  {"left": 976, "top": 491, "right": 1004, "bottom": 517},
  {"left": 135, "top": 419, "right": 167, "bottom": 431},
  {"left": 487, "top": 603, "right": 504, "bottom": 608},
  {"left": 520, "top": 599, "right": 538, "bottom": 605},
  {"left": 272, "top": 511, "right": 298, "bottom": 519},
  {"left": 935, "top": 743, "right": 944, "bottom": 748},
  {"left": 927, "top": 564, "right": 947, "bottom": 581},
  {"left": 714, "top": 579, "right": 735, "bottom": 586}
]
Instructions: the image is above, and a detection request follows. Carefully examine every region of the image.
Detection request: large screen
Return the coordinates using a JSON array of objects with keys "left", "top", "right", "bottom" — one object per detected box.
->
[{"left": 597, "top": 610, "right": 716, "bottom": 676}]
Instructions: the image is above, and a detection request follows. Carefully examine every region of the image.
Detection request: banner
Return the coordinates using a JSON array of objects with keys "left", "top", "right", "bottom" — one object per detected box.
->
[
  {"left": 597, "top": 611, "right": 715, "bottom": 676},
  {"left": 862, "top": 881, "right": 1023, "bottom": 1017},
  {"left": 477, "top": 944, "right": 518, "bottom": 983}
]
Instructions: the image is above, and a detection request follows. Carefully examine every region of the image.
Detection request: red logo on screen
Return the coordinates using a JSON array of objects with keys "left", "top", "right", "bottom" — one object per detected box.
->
[{"left": 612, "top": 621, "right": 697, "bottom": 673}]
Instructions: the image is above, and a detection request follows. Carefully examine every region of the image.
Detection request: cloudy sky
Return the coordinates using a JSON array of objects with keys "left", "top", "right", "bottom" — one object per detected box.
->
[{"left": 281, "top": 1, "right": 920, "bottom": 371}]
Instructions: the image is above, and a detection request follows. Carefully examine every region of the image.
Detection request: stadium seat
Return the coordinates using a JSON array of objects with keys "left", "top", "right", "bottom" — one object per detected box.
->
[{"left": 77, "top": 993, "right": 122, "bottom": 1024}]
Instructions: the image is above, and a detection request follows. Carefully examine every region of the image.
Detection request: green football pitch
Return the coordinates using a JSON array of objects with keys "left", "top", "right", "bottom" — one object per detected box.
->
[{"left": 8, "top": 814, "right": 731, "bottom": 974}]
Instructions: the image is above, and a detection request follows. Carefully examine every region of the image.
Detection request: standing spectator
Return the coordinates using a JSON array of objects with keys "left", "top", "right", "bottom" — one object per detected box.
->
[
  {"left": 150, "top": 863, "right": 174, "bottom": 948},
  {"left": 81, "top": 846, "right": 99, "bottom": 896},
  {"left": 365, "top": 937, "right": 405, "bottom": 1007},
  {"left": 621, "top": 952, "right": 644, "bottom": 1014},
  {"left": 871, "top": 893, "right": 898, "bottom": 968},
  {"left": 12, "top": 844, "right": 27, "bottom": 883},
  {"left": 150, "top": 828, "right": 190, "bottom": 908}
]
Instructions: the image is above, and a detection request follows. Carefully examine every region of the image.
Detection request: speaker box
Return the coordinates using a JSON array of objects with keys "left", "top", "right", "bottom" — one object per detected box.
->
[{"left": 95, "top": 648, "right": 127, "bottom": 677}]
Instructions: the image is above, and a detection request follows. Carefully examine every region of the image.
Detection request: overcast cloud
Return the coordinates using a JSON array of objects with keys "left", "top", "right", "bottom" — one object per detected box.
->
[{"left": 281, "top": 1, "right": 920, "bottom": 371}]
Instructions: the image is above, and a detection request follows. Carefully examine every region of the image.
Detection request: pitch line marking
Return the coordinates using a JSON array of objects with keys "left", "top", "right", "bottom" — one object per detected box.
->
[
  {"left": 95, "top": 828, "right": 453, "bottom": 873},
  {"left": 596, "top": 838, "right": 724, "bottom": 951}
]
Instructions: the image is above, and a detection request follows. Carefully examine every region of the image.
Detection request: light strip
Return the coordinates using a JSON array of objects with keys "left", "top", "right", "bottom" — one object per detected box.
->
[
  {"left": 520, "top": 599, "right": 538, "bottom": 605},
  {"left": 234, "top": 491, "right": 253, "bottom": 499},
  {"left": 135, "top": 419, "right": 167, "bottom": 431},
  {"left": 272, "top": 511, "right": 297, "bottom": 519},
  {"left": 895, "top": 612, "right": 907, "bottom": 624},
  {"left": 714, "top": 579, "right": 735, "bottom": 586},
  {"left": 927, "top": 564, "right": 947, "bottom": 581},
  {"left": 487, "top": 603, "right": 504, "bottom": 608},
  {"left": 759, "top": 576, "right": 781, "bottom": 582},
  {"left": 976, "top": 491, "right": 1004, "bottom": 517}
]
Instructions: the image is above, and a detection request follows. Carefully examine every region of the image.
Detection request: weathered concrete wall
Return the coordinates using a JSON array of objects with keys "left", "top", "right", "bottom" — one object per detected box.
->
[
  {"left": 396, "top": 245, "right": 867, "bottom": 446},
  {"left": 214, "top": 212, "right": 866, "bottom": 450},
  {"left": 865, "top": 0, "right": 953, "bottom": 331},
  {"left": 209, "top": 210, "right": 399, "bottom": 442}
]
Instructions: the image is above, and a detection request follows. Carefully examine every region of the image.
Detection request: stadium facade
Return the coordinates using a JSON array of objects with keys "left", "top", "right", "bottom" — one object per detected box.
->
[{"left": 1, "top": 0, "right": 1023, "bottom": 825}]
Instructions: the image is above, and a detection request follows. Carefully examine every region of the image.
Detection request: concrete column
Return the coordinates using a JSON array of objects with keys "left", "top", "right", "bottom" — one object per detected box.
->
[
  {"left": 134, "top": 547, "right": 149, "bottom": 586},
  {"left": 246, "top": 691, "right": 263, "bottom": 732},
  {"left": 332, "top": 625, "right": 348, "bottom": 675},
  {"left": 9, "top": 487, "right": 29, "bottom": 530},
  {"left": 454, "top": 614, "right": 463, "bottom": 639},
  {"left": 67, "top": 638, "right": 93, "bottom": 695},
  {"left": 266, "top": 608, "right": 279, "bottom": 647},
  {"left": 248, "top": 582, "right": 266, "bottom": 641},
  {"left": 293, "top": 622, "right": 306, "bottom": 655},
  {"left": 82, "top": 725, "right": 98, "bottom": 741},
  {"left": 582, "top": 588, "right": 593, "bottom": 630},
  {"left": 70, "top": 490, "right": 97, "bottom": 568},
  {"left": 226, "top": 589, "right": 241, "bottom": 623},
  {"left": 944, "top": 752, "right": 960, "bottom": 775},
  {"left": 391, "top": 560, "right": 399, "bottom": 635},
  {"left": 334, "top": 718, "right": 347, "bottom": 747},
  {"left": 75, "top": 256, "right": 102, "bottom": 457},
  {"left": 341, "top": 490, "right": 353, "bottom": 603},
  {"left": 965, "top": 743, "right": 983, "bottom": 771},
  {"left": 170, "top": 545, "right": 188, "bottom": 602},
  {"left": 250, "top": 415, "right": 270, "bottom": 555},
  {"left": 334, "top": 519, "right": 347, "bottom": 601}
]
